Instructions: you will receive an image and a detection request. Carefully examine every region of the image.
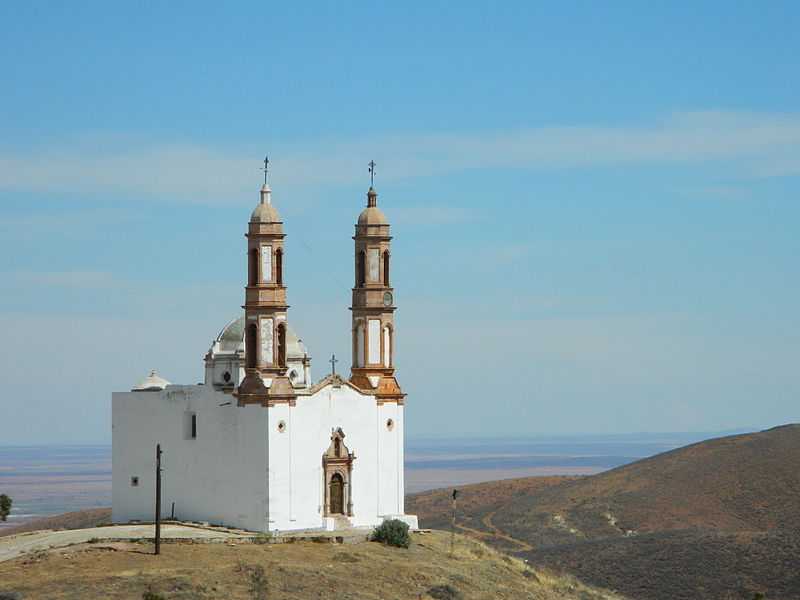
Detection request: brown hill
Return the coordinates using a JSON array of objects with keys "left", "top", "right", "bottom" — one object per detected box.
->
[
  {"left": 0, "top": 508, "right": 112, "bottom": 538},
  {"left": 407, "top": 424, "right": 800, "bottom": 600},
  {"left": 0, "top": 530, "right": 624, "bottom": 600}
]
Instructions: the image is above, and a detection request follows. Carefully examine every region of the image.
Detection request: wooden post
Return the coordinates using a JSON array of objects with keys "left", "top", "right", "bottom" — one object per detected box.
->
[
  {"left": 155, "top": 443, "right": 162, "bottom": 555},
  {"left": 450, "top": 489, "right": 458, "bottom": 555}
]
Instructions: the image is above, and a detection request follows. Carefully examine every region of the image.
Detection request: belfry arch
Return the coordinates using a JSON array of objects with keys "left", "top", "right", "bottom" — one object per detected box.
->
[
  {"left": 275, "top": 248, "right": 283, "bottom": 286},
  {"left": 357, "top": 251, "right": 366, "bottom": 287},
  {"left": 248, "top": 248, "right": 258, "bottom": 286},
  {"left": 245, "top": 323, "right": 258, "bottom": 369},
  {"left": 322, "top": 428, "right": 354, "bottom": 516},
  {"left": 277, "top": 322, "right": 287, "bottom": 368}
]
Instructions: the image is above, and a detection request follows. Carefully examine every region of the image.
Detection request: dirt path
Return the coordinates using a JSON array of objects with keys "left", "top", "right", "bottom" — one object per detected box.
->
[
  {"left": 482, "top": 511, "right": 533, "bottom": 551},
  {"left": 453, "top": 511, "right": 533, "bottom": 552}
]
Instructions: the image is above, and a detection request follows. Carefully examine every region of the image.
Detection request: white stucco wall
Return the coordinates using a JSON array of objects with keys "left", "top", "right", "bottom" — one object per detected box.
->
[
  {"left": 113, "top": 382, "right": 410, "bottom": 532},
  {"left": 266, "top": 383, "right": 405, "bottom": 530},
  {"left": 112, "top": 385, "right": 269, "bottom": 532}
]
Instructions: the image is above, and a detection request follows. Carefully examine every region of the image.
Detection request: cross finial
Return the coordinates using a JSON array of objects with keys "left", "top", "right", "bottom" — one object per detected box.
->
[
  {"left": 262, "top": 155, "right": 270, "bottom": 185},
  {"left": 368, "top": 160, "right": 376, "bottom": 187},
  {"left": 329, "top": 353, "right": 338, "bottom": 376}
]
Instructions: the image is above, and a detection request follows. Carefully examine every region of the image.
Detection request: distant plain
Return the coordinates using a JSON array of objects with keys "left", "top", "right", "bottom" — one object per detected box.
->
[{"left": 0, "top": 431, "right": 743, "bottom": 531}]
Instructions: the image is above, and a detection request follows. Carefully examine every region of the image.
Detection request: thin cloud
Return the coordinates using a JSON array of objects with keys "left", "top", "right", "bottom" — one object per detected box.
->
[
  {"left": 1, "top": 110, "right": 799, "bottom": 202},
  {"left": 10, "top": 270, "right": 119, "bottom": 288}
]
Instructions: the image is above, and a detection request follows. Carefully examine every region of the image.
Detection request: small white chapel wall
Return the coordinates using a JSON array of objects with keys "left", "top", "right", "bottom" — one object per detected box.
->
[{"left": 112, "top": 385, "right": 269, "bottom": 532}]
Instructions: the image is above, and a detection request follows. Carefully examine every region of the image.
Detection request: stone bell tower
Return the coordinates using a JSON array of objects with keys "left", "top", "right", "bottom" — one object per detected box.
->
[
  {"left": 237, "top": 168, "right": 296, "bottom": 406},
  {"left": 349, "top": 166, "right": 404, "bottom": 404}
]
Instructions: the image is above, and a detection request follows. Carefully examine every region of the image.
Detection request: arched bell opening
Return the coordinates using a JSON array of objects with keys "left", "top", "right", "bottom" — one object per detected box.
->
[
  {"left": 276, "top": 323, "right": 287, "bottom": 368},
  {"left": 248, "top": 248, "right": 259, "bottom": 286},
  {"left": 245, "top": 323, "right": 258, "bottom": 369},
  {"left": 357, "top": 251, "right": 366, "bottom": 288},
  {"left": 275, "top": 248, "right": 283, "bottom": 286}
]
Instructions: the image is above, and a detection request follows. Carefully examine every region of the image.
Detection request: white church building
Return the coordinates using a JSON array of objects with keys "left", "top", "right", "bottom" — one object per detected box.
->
[{"left": 112, "top": 176, "right": 417, "bottom": 533}]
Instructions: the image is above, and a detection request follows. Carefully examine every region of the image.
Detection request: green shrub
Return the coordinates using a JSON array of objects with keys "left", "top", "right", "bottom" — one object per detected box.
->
[
  {"left": 0, "top": 494, "right": 11, "bottom": 522},
  {"left": 371, "top": 519, "right": 410, "bottom": 548},
  {"left": 142, "top": 588, "right": 165, "bottom": 600}
]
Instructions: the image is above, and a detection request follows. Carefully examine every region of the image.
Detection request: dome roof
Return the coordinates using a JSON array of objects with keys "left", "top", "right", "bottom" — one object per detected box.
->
[
  {"left": 215, "top": 316, "right": 246, "bottom": 352},
  {"left": 250, "top": 185, "right": 281, "bottom": 223},
  {"left": 132, "top": 370, "right": 170, "bottom": 392},
  {"left": 357, "top": 186, "right": 387, "bottom": 226},
  {"left": 357, "top": 206, "right": 388, "bottom": 226},
  {"left": 251, "top": 202, "right": 281, "bottom": 223},
  {"left": 214, "top": 315, "right": 307, "bottom": 358}
]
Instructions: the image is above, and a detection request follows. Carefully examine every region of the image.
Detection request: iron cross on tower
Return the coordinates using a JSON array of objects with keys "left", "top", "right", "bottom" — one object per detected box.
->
[
  {"left": 368, "top": 160, "right": 376, "bottom": 186},
  {"left": 329, "top": 354, "right": 338, "bottom": 376},
  {"left": 262, "top": 155, "right": 270, "bottom": 185}
]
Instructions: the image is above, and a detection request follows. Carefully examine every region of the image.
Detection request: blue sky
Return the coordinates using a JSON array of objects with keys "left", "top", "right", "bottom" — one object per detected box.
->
[{"left": 1, "top": 2, "right": 798, "bottom": 443}]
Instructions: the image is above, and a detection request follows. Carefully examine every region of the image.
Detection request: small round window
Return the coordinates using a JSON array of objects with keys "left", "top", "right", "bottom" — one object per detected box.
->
[
  {"left": 277, "top": 420, "right": 286, "bottom": 433},
  {"left": 223, "top": 371, "right": 232, "bottom": 383},
  {"left": 386, "top": 418, "right": 394, "bottom": 431}
]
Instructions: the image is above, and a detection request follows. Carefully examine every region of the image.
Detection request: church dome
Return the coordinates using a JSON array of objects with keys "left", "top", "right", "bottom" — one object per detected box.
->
[
  {"left": 251, "top": 202, "right": 280, "bottom": 223},
  {"left": 213, "top": 315, "right": 307, "bottom": 358},
  {"left": 358, "top": 206, "right": 388, "bottom": 226},
  {"left": 215, "top": 317, "right": 246, "bottom": 352},
  {"left": 250, "top": 185, "right": 281, "bottom": 223},
  {"left": 132, "top": 370, "right": 170, "bottom": 392}
]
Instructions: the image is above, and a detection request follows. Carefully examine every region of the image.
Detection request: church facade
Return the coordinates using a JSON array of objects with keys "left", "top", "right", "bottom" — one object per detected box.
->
[{"left": 112, "top": 179, "right": 417, "bottom": 532}]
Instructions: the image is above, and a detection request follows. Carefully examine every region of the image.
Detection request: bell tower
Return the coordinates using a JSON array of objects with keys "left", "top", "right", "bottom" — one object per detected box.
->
[
  {"left": 349, "top": 169, "right": 404, "bottom": 403},
  {"left": 236, "top": 169, "right": 296, "bottom": 406}
]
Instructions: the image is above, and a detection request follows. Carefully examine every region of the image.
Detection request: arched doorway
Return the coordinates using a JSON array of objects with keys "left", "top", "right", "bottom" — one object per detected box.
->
[
  {"left": 322, "top": 428, "right": 355, "bottom": 517},
  {"left": 329, "top": 473, "right": 344, "bottom": 514}
]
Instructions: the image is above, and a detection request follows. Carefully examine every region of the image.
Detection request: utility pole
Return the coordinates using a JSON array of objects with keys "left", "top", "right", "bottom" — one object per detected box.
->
[
  {"left": 450, "top": 489, "right": 458, "bottom": 555},
  {"left": 155, "top": 443, "right": 162, "bottom": 555}
]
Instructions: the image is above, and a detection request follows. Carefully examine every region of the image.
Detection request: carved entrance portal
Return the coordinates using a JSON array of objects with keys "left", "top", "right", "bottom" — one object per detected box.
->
[{"left": 323, "top": 428, "right": 355, "bottom": 516}]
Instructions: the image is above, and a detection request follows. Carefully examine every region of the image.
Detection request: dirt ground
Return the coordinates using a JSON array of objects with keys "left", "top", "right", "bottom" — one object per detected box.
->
[{"left": 0, "top": 530, "right": 622, "bottom": 600}]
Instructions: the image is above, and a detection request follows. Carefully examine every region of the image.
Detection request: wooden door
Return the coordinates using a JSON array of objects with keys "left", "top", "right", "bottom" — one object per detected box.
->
[{"left": 330, "top": 473, "right": 344, "bottom": 514}]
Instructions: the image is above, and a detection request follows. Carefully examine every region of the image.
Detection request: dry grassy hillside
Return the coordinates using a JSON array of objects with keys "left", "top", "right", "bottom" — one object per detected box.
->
[
  {"left": 497, "top": 424, "right": 800, "bottom": 541},
  {"left": 0, "top": 530, "right": 624, "bottom": 600},
  {"left": 408, "top": 425, "right": 800, "bottom": 600},
  {"left": 0, "top": 508, "right": 112, "bottom": 538}
]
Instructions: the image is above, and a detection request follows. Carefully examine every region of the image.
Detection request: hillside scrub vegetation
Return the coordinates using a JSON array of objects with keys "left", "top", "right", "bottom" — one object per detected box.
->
[
  {"left": 408, "top": 424, "right": 800, "bottom": 600},
  {"left": 0, "top": 529, "right": 624, "bottom": 600}
]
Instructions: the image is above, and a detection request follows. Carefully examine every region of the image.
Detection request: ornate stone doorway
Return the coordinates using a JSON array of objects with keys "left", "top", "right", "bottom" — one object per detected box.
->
[{"left": 323, "top": 428, "right": 355, "bottom": 517}]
